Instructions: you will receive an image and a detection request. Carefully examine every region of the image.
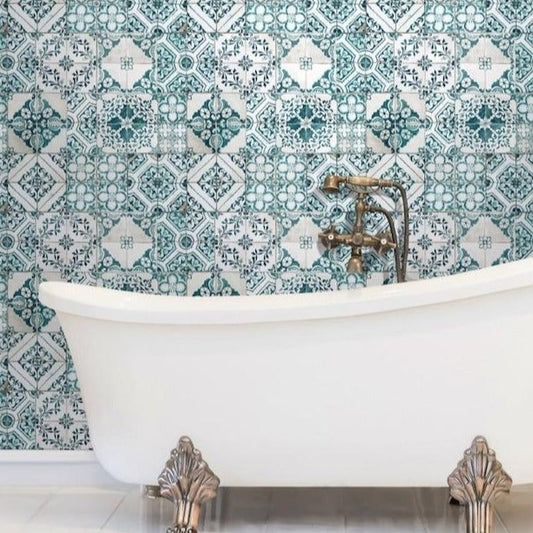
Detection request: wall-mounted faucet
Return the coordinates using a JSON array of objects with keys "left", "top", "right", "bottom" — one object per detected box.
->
[{"left": 318, "top": 175, "right": 409, "bottom": 283}]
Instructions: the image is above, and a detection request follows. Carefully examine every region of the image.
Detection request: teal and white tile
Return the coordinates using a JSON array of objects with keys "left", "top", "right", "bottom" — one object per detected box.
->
[
  {"left": 276, "top": 271, "right": 336, "bottom": 293},
  {"left": 8, "top": 0, "right": 65, "bottom": 32},
  {"left": 457, "top": 35, "right": 512, "bottom": 92},
  {"left": 485, "top": 153, "right": 518, "bottom": 213},
  {"left": 408, "top": 213, "right": 457, "bottom": 277},
  {"left": 367, "top": 0, "right": 424, "bottom": 33},
  {"left": 367, "top": 92, "right": 425, "bottom": 153},
  {"left": 454, "top": 0, "right": 487, "bottom": 34},
  {"left": 188, "top": 154, "right": 245, "bottom": 212},
  {"left": 2, "top": 0, "right": 533, "bottom": 452},
  {"left": 395, "top": 34, "right": 455, "bottom": 95},
  {"left": 456, "top": 92, "right": 516, "bottom": 153},
  {"left": 8, "top": 93, "right": 66, "bottom": 153},
  {"left": 187, "top": 92, "right": 246, "bottom": 153},
  {"left": 513, "top": 32, "right": 533, "bottom": 93},
  {"left": 98, "top": 214, "right": 154, "bottom": 271},
  {"left": 8, "top": 272, "right": 55, "bottom": 333},
  {"left": 215, "top": 213, "right": 276, "bottom": 275},
  {"left": 457, "top": 214, "right": 512, "bottom": 269},
  {"left": 424, "top": 91, "right": 456, "bottom": 154},
  {"left": 99, "top": 35, "right": 154, "bottom": 91},
  {"left": 277, "top": 93, "right": 337, "bottom": 153},
  {"left": 278, "top": 215, "right": 327, "bottom": 271},
  {"left": 155, "top": 210, "right": 215, "bottom": 273},
  {"left": 216, "top": 33, "right": 276, "bottom": 97},
  {"left": 279, "top": 35, "right": 333, "bottom": 92},
  {"left": 424, "top": 1, "right": 455, "bottom": 33},
  {"left": 98, "top": 271, "right": 157, "bottom": 293},
  {"left": 334, "top": 31, "right": 395, "bottom": 93},
  {"left": 37, "top": 33, "right": 97, "bottom": 96},
  {"left": 97, "top": 92, "right": 157, "bottom": 153},
  {"left": 1, "top": 213, "right": 36, "bottom": 272},
  {"left": 187, "top": 271, "right": 245, "bottom": 296},
  {"left": 8, "top": 154, "right": 65, "bottom": 212},
  {"left": 188, "top": 0, "right": 244, "bottom": 33},
  {"left": 65, "top": 0, "right": 98, "bottom": 33}
]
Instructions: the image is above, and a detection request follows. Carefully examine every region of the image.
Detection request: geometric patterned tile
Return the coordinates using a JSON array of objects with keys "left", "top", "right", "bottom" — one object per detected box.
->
[
  {"left": 215, "top": 212, "right": 276, "bottom": 275},
  {"left": 457, "top": 214, "right": 512, "bottom": 269},
  {"left": 367, "top": 0, "right": 424, "bottom": 32},
  {"left": 37, "top": 33, "right": 97, "bottom": 96},
  {"left": 37, "top": 213, "right": 97, "bottom": 276},
  {"left": 278, "top": 215, "right": 324, "bottom": 271},
  {"left": 8, "top": 0, "right": 65, "bottom": 32},
  {"left": 216, "top": 33, "right": 276, "bottom": 97},
  {"left": 367, "top": 92, "right": 425, "bottom": 153},
  {"left": 8, "top": 272, "right": 55, "bottom": 333},
  {"left": 0, "top": 389, "right": 37, "bottom": 449},
  {"left": 8, "top": 154, "right": 65, "bottom": 211},
  {"left": 456, "top": 92, "right": 516, "bottom": 153},
  {"left": 457, "top": 35, "right": 512, "bottom": 92},
  {"left": 277, "top": 93, "right": 337, "bottom": 153},
  {"left": 36, "top": 391, "right": 90, "bottom": 450},
  {"left": 155, "top": 210, "right": 215, "bottom": 273},
  {"left": 187, "top": 92, "right": 246, "bottom": 153},
  {"left": 97, "top": 92, "right": 157, "bottom": 153},
  {"left": 99, "top": 214, "right": 154, "bottom": 271},
  {"left": 187, "top": 271, "right": 245, "bottom": 296},
  {"left": 395, "top": 34, "right": 455, "bottom": 95},
  {"left": 8, "top": 93, "right": 67, "bottom": 153},
  {"left": 408, "top": 212, "right": 456, "bottom": 277},
  {"left": 8, "top": 332, "right": 66, "bottom": 391},
  {"left": 100, "top": 35, "right": 153, "bottom": 91},
  {"left": 4, "top": 0, "right": 533, "bottom": 451},
  {"left": 188, "top": 154, "right": 245, "bottom": 212},
  {"left": 188, "top": 0, "right": 244, "bottom": 32}
]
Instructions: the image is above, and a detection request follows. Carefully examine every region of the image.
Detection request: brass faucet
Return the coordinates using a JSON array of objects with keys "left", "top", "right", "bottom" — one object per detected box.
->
[
  {"left": 318, "top": 175, "right": 410, "bottom": 282},
  {"left": 319, "top": 193, "right": 397, "bottom": 274}
]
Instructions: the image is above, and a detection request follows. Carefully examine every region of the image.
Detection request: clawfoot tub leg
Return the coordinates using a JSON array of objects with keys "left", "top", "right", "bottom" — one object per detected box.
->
[
  {"left": 448, "top": 436, "right": 512, "bottom": 533},
  {"left": 158, "top": 436, "right": 220, "bottom": 533}
]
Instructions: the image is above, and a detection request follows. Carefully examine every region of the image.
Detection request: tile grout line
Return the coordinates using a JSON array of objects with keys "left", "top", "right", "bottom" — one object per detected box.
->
[
  {"left": 25, "top": 490, "right": 58, "bottom": 525},
  {"left": 99, "top": 490, "right": 129, "bottom": 530},
  {"left": 412, "top": 487, "right": 431, "bottom": 533},
  {"left": 494, "top": 507, "right": 511, "bottom": 533}
]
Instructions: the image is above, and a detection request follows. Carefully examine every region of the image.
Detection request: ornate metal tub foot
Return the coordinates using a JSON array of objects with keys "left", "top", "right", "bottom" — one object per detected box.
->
[
  {"left": 448, "top": 436, "right": 512, "bottom": 533},
  {"left": 143, "top": 485, "right": 161, "bottom": 499},
  {"left": 158, "top": 436, "right": 220, "bottom": 533}
]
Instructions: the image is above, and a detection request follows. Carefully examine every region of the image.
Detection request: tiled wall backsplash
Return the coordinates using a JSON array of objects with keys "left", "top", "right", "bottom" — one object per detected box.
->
[{"left": 1, "top": 0, "right": 533, "bottom": 449}]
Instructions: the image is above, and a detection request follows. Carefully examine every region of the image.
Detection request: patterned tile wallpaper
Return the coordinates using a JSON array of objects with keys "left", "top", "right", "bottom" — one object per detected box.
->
[{"left": 1, "top": 0, "right": 533, "bottom": 449}]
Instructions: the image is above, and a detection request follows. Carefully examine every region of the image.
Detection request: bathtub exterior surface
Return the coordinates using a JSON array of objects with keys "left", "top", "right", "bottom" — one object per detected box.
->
[{"left": 39, "top": 260, "right": 533, "bottom": 487}]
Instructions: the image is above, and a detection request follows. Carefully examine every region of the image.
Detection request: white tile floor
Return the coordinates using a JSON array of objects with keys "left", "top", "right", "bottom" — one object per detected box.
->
[{"left": 0, "top": 485, "right": 532, "bottom": 532}]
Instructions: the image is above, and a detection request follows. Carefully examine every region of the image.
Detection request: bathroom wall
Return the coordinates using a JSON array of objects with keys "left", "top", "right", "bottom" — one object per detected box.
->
[{"left": 1, "top": 0, "right": 532, "bottom": 449}]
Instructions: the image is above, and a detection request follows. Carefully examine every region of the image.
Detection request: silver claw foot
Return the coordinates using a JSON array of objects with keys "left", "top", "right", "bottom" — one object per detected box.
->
[
  {"left": 158, "top": 436, "right": 220, "bottom": 533},
  {"left": 448, "top": 436, "right": 512, "bottom": 533}
]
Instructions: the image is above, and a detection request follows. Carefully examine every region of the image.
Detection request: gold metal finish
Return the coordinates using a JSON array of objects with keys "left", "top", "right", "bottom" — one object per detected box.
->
[
  {"left": 319, "top": 177, "right": 408, "bottom": 281},
  {"left": 347, "top": 249, "right": 364, "bottom": 273},
  {"left": 322, "top": 175, "right": 343, "bottom": 194},
  {"left": 144, "top": 485, "right": 162, "bottom": 499},
  {"left": 158, "top": 436, "right": 220, "bottom": 533},
  {"left": 448, "top": 436, "right": 512, "bottom": 533},
  {"left": 322, "top": 174, "right": 394, "bottom": 190}
]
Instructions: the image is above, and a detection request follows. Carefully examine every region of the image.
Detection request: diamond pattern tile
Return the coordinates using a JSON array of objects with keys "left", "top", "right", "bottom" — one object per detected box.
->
[{"left": 2, "top": 0, "right": 533, "bottom": 450}]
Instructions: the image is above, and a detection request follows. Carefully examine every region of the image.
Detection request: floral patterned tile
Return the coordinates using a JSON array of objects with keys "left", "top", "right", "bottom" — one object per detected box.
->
[{"left": 3, "top": 0, "right": 533, "bottom": 452}]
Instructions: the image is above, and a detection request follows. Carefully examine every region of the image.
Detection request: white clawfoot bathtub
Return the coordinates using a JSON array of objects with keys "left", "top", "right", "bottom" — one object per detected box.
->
[{"left": 39, "top": 259, "right": 533, "bottom": 487}]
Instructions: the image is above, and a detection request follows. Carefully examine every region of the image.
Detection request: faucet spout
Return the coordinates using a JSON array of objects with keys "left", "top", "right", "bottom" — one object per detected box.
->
[{"left": 347, "top": 248, "right": 364, "bottom": 273}]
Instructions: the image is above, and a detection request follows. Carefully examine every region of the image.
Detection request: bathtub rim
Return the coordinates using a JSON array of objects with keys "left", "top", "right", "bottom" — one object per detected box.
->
[{"left": 38, "top": 259, "right": 533, "bottom": 325}]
